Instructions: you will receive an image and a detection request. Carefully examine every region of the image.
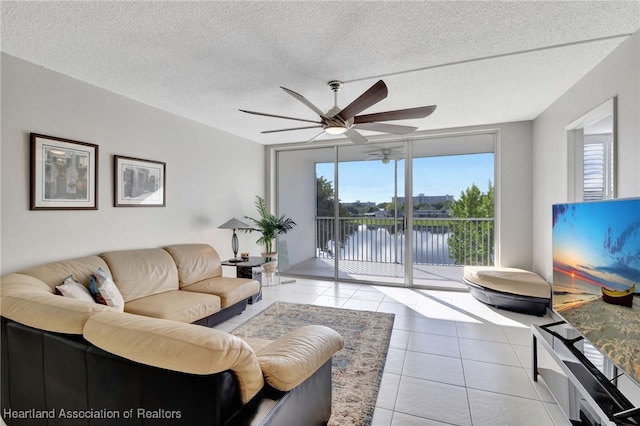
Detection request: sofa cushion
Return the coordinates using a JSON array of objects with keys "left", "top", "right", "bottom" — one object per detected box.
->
[
  {"left": 19, "top": 256, "right": 111, "bottom": 291},
  {"left": 56, "top": 275, "right": 95, "bottom": 302},
  {"left": 240, "top": 337, "right": 273, "bottom": 353},
  {"left": 0, "top": 273, "right": 114, "bottom": 334},
  {"left": 124, "top": 290, "right": 221, "bottom": 323},
  {"left": 89, "top": 268, "right": 125, "bottom": 312},
  {"left": 100, "top": 248, "right": 179, "bottom": 302},
  {"left": 463, "top": 266, "right": 551, "bottom": 299},
  {"left": 181, "top": 277, "right": 259, "bottom": 308},
  {"left": 83, "top": 311, "right": 264, "bottom": 403},
  {"left": 163, "top": 244, "right": 223, "bottom": 287},
  {"left": 255, "top": 325, "right": 344, "bottom": 391}
]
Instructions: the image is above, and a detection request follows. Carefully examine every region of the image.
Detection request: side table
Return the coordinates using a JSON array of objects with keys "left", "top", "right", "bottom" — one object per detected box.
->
[{"left": 221, "top": 256, "right": 269, "bottom": 304}]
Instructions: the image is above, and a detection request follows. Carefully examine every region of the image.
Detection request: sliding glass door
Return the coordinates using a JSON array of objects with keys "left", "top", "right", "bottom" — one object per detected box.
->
[
  {"left": 410, "top": 134, "right": 495, "bottom": 288},
  {"left": 335, "top": 142, "right": 406, "bottom": 284},
  {"left": 275, "top": 132, "right": 495, "bottom": 288}
]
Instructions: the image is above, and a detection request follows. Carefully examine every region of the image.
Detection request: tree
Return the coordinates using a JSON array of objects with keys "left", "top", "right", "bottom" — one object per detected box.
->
[
  {"left": 316, "top": 176, "right": 335, "bottom": 217},
  {"left": 448, "top": 181, "right": 494, "bottom": 265},
  {"left": 315, "top": 177, "right": 351, "bottom": 256},
  {"left": 384, "top": 201, "right": 404, "bottom": 217},
  {"left": 316, "top": 176, "right": 350, "bottom": 217}
]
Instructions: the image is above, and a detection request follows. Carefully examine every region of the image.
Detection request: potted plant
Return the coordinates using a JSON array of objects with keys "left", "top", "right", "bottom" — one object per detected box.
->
[{"left": 243, "top": 196, "right": 296, "bottom": 263}]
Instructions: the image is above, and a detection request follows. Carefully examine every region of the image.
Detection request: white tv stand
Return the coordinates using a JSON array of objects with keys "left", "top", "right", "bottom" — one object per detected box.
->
[{"left": 532, "top": 320, "right": 640, "bottom": 425}]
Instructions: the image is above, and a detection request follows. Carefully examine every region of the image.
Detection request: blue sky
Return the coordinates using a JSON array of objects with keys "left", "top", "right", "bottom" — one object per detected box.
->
[{"left": 316, "top": 153, "right": 494, "bottom": 204}]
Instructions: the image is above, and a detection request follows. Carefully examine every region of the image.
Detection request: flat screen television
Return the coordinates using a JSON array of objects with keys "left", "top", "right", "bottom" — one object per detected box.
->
[{"left": 552, "top": 197, "right": 640, "bottom": 385}]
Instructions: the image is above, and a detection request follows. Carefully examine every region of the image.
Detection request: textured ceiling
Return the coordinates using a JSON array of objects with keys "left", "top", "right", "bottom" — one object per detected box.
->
[{"left": 2, "top": 1, "right": 639, "bottom": 145}]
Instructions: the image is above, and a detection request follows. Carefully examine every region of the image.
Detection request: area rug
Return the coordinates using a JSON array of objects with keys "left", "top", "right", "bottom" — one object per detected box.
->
[{"left": 231, "top": 302, "right": 395, "bottom": 425}]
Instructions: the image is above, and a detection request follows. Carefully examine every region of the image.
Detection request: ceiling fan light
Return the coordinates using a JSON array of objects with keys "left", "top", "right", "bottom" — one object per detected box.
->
[{"left": 325, "top": 125, "right": 347, "bottom": 135}]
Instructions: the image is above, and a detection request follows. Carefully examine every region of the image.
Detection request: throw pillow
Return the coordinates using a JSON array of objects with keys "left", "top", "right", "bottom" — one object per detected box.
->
[
  {"left": 56, "top": 275, "right": 95, "bottom": 303},
  {"left": 89, "top": 268, "right": 125, "bottom": 312}
]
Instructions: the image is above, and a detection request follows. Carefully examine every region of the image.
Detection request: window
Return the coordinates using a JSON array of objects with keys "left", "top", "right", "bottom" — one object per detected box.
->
[{"left": 583, "top": 134, "right": 614, "bottom": 201}]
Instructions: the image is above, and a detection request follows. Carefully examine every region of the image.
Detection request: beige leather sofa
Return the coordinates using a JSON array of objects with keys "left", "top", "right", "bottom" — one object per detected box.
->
[
  {"left": 2, "top": 244, "right": 259, "bottom": 329},
  {"left": 0, "top": 243, "right": 344, "bottom": 425}
]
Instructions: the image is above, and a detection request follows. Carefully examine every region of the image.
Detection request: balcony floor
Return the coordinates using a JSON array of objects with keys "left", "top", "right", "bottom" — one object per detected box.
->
[{"left": 283, "top": 257, "right": 468, "bottom": 290}]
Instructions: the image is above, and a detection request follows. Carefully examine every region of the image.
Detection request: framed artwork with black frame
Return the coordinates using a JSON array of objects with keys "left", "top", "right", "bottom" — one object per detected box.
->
[
  {"left": 114, "top": 155, "right": 166, "bottom": 207},
  {"left": 30, "top": 133, "right": 99, "bottom": 210}
]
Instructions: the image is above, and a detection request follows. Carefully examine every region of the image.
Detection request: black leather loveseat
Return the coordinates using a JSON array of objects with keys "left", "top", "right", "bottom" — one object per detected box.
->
[{"left": 1, "top": 318, "right": 335, "bottom": 425}]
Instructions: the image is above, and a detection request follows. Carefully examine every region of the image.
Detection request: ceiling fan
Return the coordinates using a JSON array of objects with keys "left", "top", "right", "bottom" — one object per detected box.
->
[
  {"left": 367, "top": 147, "right": 404, "bottom": 164},
  {"left": 239, "top": 80, "right": 436, "bottom": 145}
]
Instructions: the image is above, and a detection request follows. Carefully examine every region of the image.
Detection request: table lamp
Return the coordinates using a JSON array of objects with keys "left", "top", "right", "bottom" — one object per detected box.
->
[{"left": 218, "top": 217, "right": 250, "bottom": 262}]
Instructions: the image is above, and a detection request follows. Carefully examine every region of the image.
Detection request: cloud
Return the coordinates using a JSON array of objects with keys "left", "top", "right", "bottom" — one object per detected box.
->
[
  {"left": 603, "top": 227, "right": 613, "bottom": 252},
  {"left": 595, "top": 261, "right": 640, "bottom": 283},
  {"left": 552, "top": 204, "right": 568, "bottom": 227},
  {"left": 605, "top": 220, "right": 640, "bottom": 254}
]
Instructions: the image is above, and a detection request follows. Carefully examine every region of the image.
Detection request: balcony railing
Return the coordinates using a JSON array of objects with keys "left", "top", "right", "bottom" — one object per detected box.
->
[{"left": 316, "top": 216, "right": 494, "bottom": 266}]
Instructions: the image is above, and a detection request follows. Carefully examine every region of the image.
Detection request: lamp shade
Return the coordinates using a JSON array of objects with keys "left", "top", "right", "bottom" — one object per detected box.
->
[{"left": 218, "top": 217, "right": 250, "bottom": 230}]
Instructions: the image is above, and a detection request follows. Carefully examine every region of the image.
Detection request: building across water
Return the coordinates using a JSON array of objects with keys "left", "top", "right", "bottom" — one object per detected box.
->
[{"left": 393, "top": 194, "right": 454, "bottom": 205}]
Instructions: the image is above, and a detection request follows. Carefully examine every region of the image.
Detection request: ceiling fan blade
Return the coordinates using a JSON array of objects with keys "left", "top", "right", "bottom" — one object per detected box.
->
[
  {"left": 239, "top": 109, "right": 322, "bottom": 124},
  {"left": 336, "top": 80, "right": 388, "bottom": 121},
  {"left": 280, "top": 87, "right": 328, "bottom": 118},
  {"left": 305, "top": 131, "right": 326, "bottom": 144},
  {"left": 345, "top": 128, "right": 368, "bottom": 145},
  {"left": 353, "top": 105, "right": 437, "bottom": 124},
  {"left": 354, "top": 122, "right": 417, "bottom": 135},
  {"left": 261, "top": 125, "right": 323, "bottom": 134}
]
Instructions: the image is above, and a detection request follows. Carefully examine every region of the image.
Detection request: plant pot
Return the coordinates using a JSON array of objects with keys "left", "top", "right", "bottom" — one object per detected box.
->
[
  {"left": 261, "top": 252, "right": 278, "bottom": 262},
  {"left": 262, "top": 254, "right": 278, "bottom": 273}
]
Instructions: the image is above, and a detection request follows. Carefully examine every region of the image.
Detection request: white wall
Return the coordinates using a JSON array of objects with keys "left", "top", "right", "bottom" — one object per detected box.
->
[
  {"left": 494, "top": 121, "right": 534, "bottom": 269},
  {"left": 532, "top": 31, "right": 640, "bottom": 281},
  {"left": 1, "top": 54, "right": 265, "bottom": 273}
]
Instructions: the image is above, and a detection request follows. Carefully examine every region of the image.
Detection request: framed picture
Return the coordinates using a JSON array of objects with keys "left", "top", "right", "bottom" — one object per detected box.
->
[
  {"left": 114, "top": 155, "right": 166, "bottom": 207},
  {"left": 30, "top": 133, "right": 99, "bottom": 210}
]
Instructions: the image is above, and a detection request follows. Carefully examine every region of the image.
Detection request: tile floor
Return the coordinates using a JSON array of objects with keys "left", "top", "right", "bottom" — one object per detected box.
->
[{"left": 214, "top": 277, "right": 569, "bottom": 426}]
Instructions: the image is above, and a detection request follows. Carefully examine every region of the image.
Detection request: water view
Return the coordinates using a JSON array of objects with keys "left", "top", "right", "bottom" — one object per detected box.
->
[
  {"left": 324, "top": 225, "right": 455, "bottom": 265},
  {"left": 317, "top": 217, "right": 494, "bottom": 267}
]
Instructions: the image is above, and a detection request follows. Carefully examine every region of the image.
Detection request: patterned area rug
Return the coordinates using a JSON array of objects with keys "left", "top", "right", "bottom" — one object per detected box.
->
[{"left": 232, "top": 302, "right": 394, "bottom": 425}]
